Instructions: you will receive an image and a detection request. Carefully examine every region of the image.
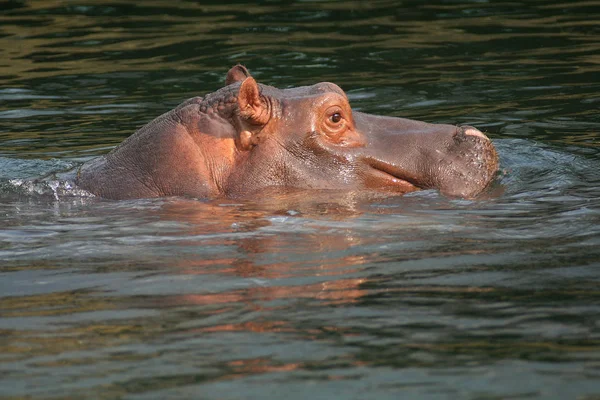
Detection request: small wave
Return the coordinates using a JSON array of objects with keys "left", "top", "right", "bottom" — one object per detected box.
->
[
  {"left": 495, "top": 138, "right": 600, "bottom": 202},
  {"left": 2, "top": 178, "right": 95, "bottom": 201},
  {"left": 0, "top": 157, "right": 95, "bottom": 201},
  {"left": 0, "top": 157, "right": 76, "bottom": 180}
]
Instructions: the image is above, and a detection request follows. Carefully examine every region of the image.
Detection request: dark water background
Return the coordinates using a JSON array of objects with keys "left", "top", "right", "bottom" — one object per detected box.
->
[{"left": 1, "top": 1, "right": 600, "bottom": 399}]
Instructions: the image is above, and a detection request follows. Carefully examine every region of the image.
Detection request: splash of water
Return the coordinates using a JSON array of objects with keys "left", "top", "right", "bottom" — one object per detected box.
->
[{"left": 5, "top": 177, "right": 95, "bottom": 200}]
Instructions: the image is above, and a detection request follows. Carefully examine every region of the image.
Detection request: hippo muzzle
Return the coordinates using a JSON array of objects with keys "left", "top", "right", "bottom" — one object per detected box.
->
[{"left": 355, "top": 112, "right": 498, "bottom": 198}]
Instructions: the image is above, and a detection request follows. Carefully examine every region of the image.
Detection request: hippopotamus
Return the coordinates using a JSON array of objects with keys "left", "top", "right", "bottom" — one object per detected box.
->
[{"left": 75, "top": 65, "right": 498, "bottom": 200}]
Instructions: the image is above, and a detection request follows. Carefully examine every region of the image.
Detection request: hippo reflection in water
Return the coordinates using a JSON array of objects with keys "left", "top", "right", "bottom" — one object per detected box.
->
[{"left": 76, "top": 65, "right": 498, "bottom": 200}]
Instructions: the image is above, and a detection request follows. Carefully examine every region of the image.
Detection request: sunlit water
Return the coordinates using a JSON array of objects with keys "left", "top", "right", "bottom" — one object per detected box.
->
[{"left": 1, "top": 1, "right": 600, "bottom": 399}]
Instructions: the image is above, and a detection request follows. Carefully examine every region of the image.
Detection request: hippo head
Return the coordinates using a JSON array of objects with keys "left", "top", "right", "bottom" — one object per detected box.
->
[
  {"left": 223, "top": 65, "right": 498, "bottom": 199},
  {"left": 75, "top": 65, "right": 499, "bottom": 200}
]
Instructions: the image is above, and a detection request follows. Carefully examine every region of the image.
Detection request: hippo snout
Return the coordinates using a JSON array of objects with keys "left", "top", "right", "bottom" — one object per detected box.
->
[{"left": 438, "top": 125, "right": 498, "bottom": 198}]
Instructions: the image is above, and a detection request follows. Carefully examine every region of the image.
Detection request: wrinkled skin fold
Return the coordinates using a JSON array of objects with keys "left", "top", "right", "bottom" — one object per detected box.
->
[{"left": 76, "top": 65, "right": 499, "bottom": 200}]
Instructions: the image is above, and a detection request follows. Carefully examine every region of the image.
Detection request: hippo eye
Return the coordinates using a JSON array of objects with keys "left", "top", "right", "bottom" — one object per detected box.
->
[
  {"left": 320, "top": 103, "right": 363, "bottom": 147},
  {"left": 322, "top": 106, "right": 350, "bottom": 142}
]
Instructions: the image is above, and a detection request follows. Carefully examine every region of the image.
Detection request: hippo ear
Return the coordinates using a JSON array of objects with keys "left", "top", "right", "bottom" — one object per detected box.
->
[
  {"left": 237, "top": 77, "right": 270, "bottom": 126},
  {"left": 225, "top": 64, "right": 251, "bottom": 86}
]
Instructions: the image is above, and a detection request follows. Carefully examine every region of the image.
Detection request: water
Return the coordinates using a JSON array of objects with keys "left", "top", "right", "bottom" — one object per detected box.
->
[{"left": 1, "top": 1, "right": 600, "bottom": 399}]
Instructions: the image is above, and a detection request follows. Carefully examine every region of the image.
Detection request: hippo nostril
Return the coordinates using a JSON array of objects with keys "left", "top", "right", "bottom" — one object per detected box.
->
[{"left": 460, "top": 125, "right": 490, "bottom": 141}]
